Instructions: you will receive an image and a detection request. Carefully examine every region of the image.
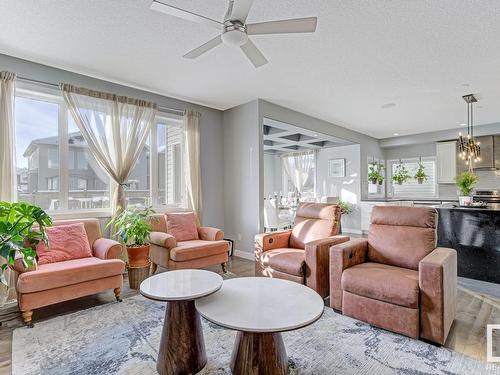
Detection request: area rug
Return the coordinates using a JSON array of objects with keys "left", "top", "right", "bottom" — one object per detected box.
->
[{"left": 12, "top": 295, "right": 500, "bottom": 375}]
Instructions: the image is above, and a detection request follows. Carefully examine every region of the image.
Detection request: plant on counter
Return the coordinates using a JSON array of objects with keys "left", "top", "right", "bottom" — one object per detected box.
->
[
  {"left": 414, "top": 161, "right": 429, "bottom": 184},
  {"left": 455, "top": 171, "right": 478, "bottom": 196},
  {"left": 368, "top": 162, "right": 384, "bottom": 185},
  {"left": 338, "top": 200, "right": 353, "bottom": 215},
  {"left": 107, "top": 206, "right": 156, "bottom": 268},
  {"left": 0, "top": 202, "right": 52, "bottom": 284},
  {"left": 392, "top": 160, "right": 411, "bottom": 185}
]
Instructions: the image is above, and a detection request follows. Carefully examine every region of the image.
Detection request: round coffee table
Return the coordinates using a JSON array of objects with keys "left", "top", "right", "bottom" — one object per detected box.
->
[
  {"left": 140, "top": 269, "right": 223, "bottom": 375},
  {"left": 195, "top": 277, "right": 324, "bottom": 375}
]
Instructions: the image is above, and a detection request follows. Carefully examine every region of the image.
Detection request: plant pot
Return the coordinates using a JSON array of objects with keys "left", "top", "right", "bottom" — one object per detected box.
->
[
  {"left": 127, "top": 244, "right": 151, "bottom": 268},
  {"left": 458, "top": 196, "right": 473, "bottom": 206},
  {"left": 417, "top": 177, "right": 424, "bottom": 184},
  {"left": 396, "top": 181, "right": 403, "bottom": 185},
  {"left": 378, "top": 180, "right": 384, "bottom": 185},
  {"left": 370, "top": 178, "right": 378, "bottom": 185}
]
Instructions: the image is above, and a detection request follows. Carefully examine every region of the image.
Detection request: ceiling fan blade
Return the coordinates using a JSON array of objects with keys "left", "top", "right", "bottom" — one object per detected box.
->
[
  {"left": 151, "top": 0, "right": 223, "bottom": 29},
  {"left": 240, "top": 39, "right": 268, "bottom": 68},
  {"left": 247, "top": 17, "right": 317, "bottom": 35},
  {"left": 183, "top": 35, "right": 223, "bottom": 59},
  {"left": 229, "top": 0, "right": 255, "bottom": 22}
]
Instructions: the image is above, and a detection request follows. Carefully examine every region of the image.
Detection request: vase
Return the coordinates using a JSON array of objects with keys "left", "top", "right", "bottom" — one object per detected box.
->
[{"left": 458, "top": 196, "right": 473, "bottom": 206}]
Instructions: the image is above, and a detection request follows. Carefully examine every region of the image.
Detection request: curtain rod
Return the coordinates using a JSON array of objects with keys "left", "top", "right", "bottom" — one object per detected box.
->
[{"left": 16, "top": 76, "right": 185, "bottom": 116}]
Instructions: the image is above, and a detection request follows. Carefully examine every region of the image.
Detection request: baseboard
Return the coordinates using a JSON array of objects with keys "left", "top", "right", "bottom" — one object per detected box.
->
[
  {"left": 233, "top": 250, "right": 255, "bottom": 261},
  {"left": 341, "top": 228, "right": 363, "bottom": 235}
]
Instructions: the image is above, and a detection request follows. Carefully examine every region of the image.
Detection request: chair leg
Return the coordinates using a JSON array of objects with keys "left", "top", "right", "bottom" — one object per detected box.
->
[
  {"left": 221, "top": 262, "right": 228, "bottom": 273},
  {"left": 21, "top": 310, "right": 33, "bottom": 328},
  {"left": 151, "top": 262, "right": 158, "bottom": 275},
  {"left": 114, "top": 287, "right": 123, "bottom": 302}
]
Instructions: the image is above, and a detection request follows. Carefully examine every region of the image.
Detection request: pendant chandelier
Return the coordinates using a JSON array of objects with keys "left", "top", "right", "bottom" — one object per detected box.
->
[{"left": 457, "top": 94, "right": 481, "bottom": 171}]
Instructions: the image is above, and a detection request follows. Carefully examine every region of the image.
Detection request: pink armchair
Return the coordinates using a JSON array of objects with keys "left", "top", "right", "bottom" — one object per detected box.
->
[
  {"left": 149, "top": 214, "right": 229, "bottom": 273},
  {"left": 255, "top": 203, "right": 349, "bottom": 298},
  {"left": 330, "top": 206, "right": 457, "bottom": 344},
  {"left": 13, "top": 218, "right": 125, "bottom": 327}
]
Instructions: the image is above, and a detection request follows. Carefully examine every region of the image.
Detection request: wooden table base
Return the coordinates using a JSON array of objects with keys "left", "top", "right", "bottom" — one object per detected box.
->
[
  {"left": 157, "top": 300, "right": 207, "bottom": 375},
  {"left": 230, "top": 331, "right": 288, "bottom": 375}
]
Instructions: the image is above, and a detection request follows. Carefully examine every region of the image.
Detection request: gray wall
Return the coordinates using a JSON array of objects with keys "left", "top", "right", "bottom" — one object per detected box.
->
[
  {"left": 223, "top": 100, "right": 261, "bottom": 254},
  {"left": 0, "top": 53, "right": 224, "bottom": 228},
  {"left": 316, "top": 144, "right": 362, "bottom": 232}
]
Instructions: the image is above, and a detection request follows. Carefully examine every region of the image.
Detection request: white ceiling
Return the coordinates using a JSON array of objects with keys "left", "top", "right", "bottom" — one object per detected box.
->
[{"left": 1, "top": 0, "right": 500, "bottom": 138}]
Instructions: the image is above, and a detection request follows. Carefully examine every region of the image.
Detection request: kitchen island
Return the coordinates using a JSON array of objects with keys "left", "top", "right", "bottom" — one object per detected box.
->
[{"left": 436, "top": 204, "right": 500, "bottom": 284}]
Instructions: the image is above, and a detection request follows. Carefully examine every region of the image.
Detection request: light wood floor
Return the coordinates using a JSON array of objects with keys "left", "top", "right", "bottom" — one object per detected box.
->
[{"left": 0, "top": 257, "right": 498, "bottom": 374}]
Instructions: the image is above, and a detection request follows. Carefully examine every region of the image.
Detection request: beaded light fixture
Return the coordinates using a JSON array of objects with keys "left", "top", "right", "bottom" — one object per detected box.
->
[{"left": 457, "top": 94, "right": 481, "bottom": 172}]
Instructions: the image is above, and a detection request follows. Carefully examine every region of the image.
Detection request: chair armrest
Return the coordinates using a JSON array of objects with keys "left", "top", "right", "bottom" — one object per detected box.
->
[
  {"left": 198, "top": 227, "right": 224, "bottom": 241},
  {"left": 304, "top": 235, "right": 350, "bottom": 298},
  {"left": 93, "top": 238, "right": 123, "bottom": 260},
  {"left": 149, "top": 232, "right": 177, "bottom": 249},
  {"left": 10, "top": 252, "right": 37, "bottom": 274},
  {"left": 419, "top": 247, "right": 457, "bottom": 345},
  {"left": 329, "top": 238, "right": 368, "bottom": 310},
  {"left": 254, "top": 230, "right": 292, "bottom": 252}
]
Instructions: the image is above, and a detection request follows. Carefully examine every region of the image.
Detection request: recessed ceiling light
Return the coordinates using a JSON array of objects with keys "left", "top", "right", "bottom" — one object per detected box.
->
[
  {"left": 381, "top": 103, "right": 396, "bottom": 109},
  {"left": 313, "top": 134, "right": 318, "bottom": 137},
  {"left": 460, "top": 123, "right": 467, "bottom": 126},
  {"left": 393, "top": 132, "right": 399, "bottom": 136},
  {"left": 461, "top": 83, "right": 470, "bottom": 87}
]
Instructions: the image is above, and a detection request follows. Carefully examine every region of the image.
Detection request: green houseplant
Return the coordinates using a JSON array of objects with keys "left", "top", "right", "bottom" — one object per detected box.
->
[
  {"left": 392, "top": 161, "right": 411, "bottom": 185},
  {"left": 0, "top": 202, "right": 52, "bottom": 284},
  {"left": 414, "top": 162, "right": 429, "bottom": 184},
  {"left": 368, "top": 162, "right": 384, "bottom": 185},
  {"left": 455, "top": 171, "right": 478, "bottom": 206},
  {"left": 107, "top": 206, "right": 156, "bottom": 268},
  {"left": 338, "top": 200, "right": 352, "bottom": 215}
]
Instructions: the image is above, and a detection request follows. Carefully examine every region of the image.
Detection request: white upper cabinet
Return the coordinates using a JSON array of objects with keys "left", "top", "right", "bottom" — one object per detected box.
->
[{"left": 436, "top": 141, "right": 457, "bottom": 183}]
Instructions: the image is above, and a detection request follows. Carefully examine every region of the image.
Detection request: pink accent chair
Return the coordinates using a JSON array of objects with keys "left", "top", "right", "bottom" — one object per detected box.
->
[
  {"left": 148, "top": 214, "right": 229, "bottom": 273},
  {"left": 255, "top": 203, "right": 349, "bottom": 298},
  {"left": 13, "top": 219, "right": 125, "bottom": 326},
  {"left": 330, "top": 206, "right": 457, "bottom": 345}
]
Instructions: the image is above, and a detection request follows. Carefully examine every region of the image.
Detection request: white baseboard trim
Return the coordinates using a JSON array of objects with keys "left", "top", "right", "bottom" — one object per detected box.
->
[
  {"left": 233, "top": 250, "right": 255, "bottom": 261},
  {"left": 341, "top": 228, "right": 363, "bottom": 235}
]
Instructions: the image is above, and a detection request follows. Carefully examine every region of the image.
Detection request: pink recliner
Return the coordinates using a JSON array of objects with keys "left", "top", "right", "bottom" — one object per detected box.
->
[
  {"left": 330, "top": 206, "right": 457, "bottom": 345},
  {"left": 13, "top": 219, "right": 125, "bottom": 326},
  {"left": 255, "top": 202, "right": 349, "bottom": 298}
]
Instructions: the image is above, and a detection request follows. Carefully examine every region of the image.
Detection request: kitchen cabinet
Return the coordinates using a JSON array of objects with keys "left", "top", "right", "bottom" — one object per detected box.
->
[
  {"left": 436, "top": 141, "right": 457, "bottom": 183},
  {"left": 473, "top": 135, "right": 494, "bottom": 169}
]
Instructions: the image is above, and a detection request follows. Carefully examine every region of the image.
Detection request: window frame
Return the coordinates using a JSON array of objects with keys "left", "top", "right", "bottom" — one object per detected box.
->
[
  {"left": 387, "top": 157, "right": 438, "bottom": 199},
  {"left": 14, "top": 83, "right": 187, "bottom": 218}
]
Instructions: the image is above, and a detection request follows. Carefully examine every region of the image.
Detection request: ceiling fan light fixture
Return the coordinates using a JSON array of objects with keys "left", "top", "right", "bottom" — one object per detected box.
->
[{"left": 222, "top": 25, "right": 248, "bottom": 47}]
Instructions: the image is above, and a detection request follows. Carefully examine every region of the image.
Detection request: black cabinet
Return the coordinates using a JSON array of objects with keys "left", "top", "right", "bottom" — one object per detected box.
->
[{"left": 437, "top": 207, "right": 500, "bottom": 284}]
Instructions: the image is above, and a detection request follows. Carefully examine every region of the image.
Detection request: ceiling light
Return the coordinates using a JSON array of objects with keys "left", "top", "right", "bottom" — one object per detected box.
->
[
  {"left": 313, "top": 134, "right": 318, "bottom": 137},
  {"left": 457, "top": 94, "right": 480, "bottom": 172},
  {"left": 393, "top": 132, "right": 399, "bottom": 136},
  {"left": 461, "top": 83, "right": 470, "bottom": 87},
  {"left": 460, "top": 123, "right": 467, "bottom": 126},
  {"left": 381, "top": 103, "right": 396, "bottom": 109}
]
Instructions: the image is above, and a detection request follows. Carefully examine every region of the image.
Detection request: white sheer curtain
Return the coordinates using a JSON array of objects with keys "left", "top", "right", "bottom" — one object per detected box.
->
[
  {"left": 183, "top": 110, "right": 202, "bottom": 224},
  {"left": 281, "top": 150, "right": 316, "bottom": 194},
  {"left": 0, "top": 71, "right": 17, "bottom": 306},
  {"left": 61, "top": 84, "right": 157, "bottom": 216}
]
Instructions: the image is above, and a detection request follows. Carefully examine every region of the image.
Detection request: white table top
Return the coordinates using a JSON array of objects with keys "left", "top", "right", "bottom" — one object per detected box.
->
[
  {"left": 195, "top": 277, "right": 324, "bottom": 333},
  {"left": 140, "top": 269, "right": 223, "bottom": 302}
]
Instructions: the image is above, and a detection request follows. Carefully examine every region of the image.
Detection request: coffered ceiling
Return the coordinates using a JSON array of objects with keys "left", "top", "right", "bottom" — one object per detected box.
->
[{"left": 1, "top": 0, "right": 500, "bottom": 138}]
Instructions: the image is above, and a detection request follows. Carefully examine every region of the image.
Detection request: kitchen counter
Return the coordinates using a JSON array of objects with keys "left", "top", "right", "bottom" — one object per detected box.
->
[
  {"left": 436, "top": 205, "right": 500, "bottom": 284},
  {"left": 361, "top": 198, "right": 457, "bottom": 203}
]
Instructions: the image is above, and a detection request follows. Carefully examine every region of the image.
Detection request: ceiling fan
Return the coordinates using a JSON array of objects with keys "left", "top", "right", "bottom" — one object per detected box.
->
[{"left": 150, "top": 0, "right": 318, "bottom": 68}]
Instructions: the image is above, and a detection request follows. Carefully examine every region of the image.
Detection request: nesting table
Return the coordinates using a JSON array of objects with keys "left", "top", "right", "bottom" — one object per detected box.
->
[
  {"left": 140, "top": 269, "right": 223, "bottom": 375},
  {"left": 196, "top": 277, "right": 324, "bottom": 375}
]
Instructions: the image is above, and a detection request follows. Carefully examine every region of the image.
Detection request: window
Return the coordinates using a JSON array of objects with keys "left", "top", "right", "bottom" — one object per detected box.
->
[
  {"left": 14, "top": 85, "right": 186, "bottom": 212},
  {"left": 152, "top": 119, "right": 186, "bottom": 207},
  {"left": 281, "top": 152, "right": 316, "bottom": 201},
  {"left": 15, "top": 96, "right": 59, "bottom": 210},
  {"left": 388, "top": 158, "right": 437, "bottom": 198}
]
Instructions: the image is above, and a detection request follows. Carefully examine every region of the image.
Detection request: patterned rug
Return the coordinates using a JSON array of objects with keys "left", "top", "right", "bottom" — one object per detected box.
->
[{"left": 12, "top": 295, "right": 500, "bottom": 375}]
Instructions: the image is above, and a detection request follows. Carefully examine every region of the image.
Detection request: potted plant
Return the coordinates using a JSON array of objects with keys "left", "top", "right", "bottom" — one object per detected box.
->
[
  {"left": 414, "top": 162, "right": 428, "bottom": 184},
  {"left": 108, "top": 206, "right": 156, "bottom": 267},
  {"left": 368, "top": 163, "right": 379, "bottom": 185},
  {"left": 0, "top": 202, "right": 52, "bottom": 283},
  {"left": 392, "top": 161, "right": 411, "bottom": 185},
  {"left": 337, "top": 200, "right": 352, "bottom": 234},
  {"left": 455, "top": 171, "right": 478, "bottom": 206},
  {"left": 377, "top": 163, "right": 385, "bottom": 185}
]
